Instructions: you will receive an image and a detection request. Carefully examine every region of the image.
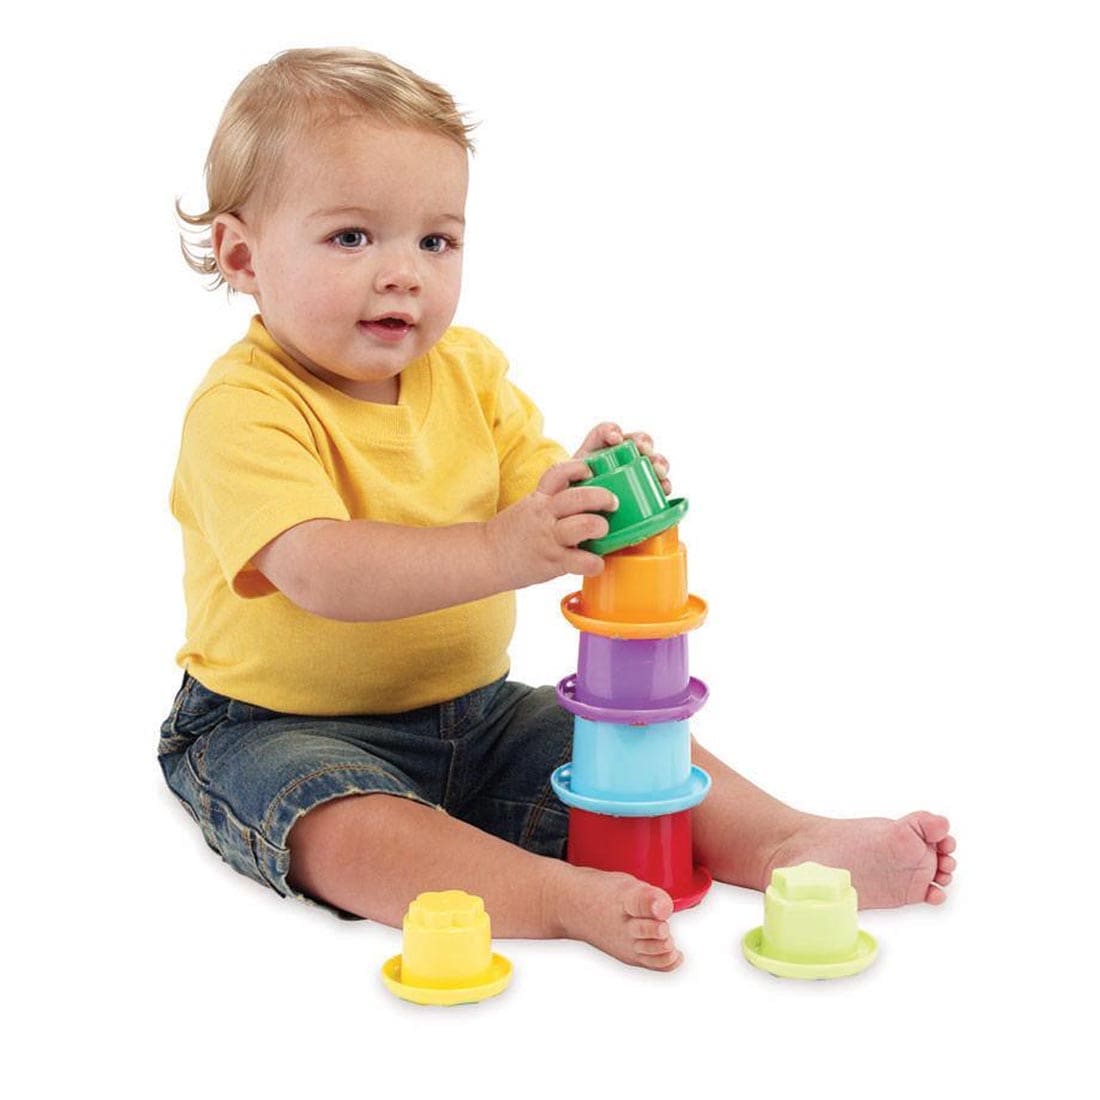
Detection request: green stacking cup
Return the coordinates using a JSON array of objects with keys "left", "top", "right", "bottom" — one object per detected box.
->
[
  {"left": 741, "top": 863, "right": 879, "bottom": 980},
  {"left": 578, "top": 440, "right": 689, "bottom": 555}
]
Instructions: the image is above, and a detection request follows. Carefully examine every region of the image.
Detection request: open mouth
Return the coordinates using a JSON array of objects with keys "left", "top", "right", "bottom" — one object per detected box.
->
[{"left": 360, "top": 315, "right": 414, "bottom": 341}]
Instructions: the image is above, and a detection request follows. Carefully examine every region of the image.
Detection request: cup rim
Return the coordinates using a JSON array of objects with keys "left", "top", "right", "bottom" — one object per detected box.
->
[
  {"left": 581, "top": 498, "right": 689, "bottom": 556},
  {"left": 550, "top": 762, "right": 711, "bottom": 815},
  {"left": 381, "top": 952, "right": 513, "bottom": 1005},
  {"left": 561, "top": 592, "right": 707, "bottom": 639},
  {"left": 557, "top": 673, "right": 709, "bottom": 723},
  {"left": 741, "top": 927, "right": 878, "bottom": 979}
]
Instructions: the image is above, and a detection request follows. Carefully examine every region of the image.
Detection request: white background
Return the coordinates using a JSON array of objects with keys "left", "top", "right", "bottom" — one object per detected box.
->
[{"left": 5, "top": 1, "right": 1096, "bottom": 1096}]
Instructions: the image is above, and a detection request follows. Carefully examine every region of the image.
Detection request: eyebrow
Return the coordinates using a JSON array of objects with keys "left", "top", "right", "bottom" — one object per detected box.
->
[{"left": 308, "top": 205, "right": 465, "bottom": 226}]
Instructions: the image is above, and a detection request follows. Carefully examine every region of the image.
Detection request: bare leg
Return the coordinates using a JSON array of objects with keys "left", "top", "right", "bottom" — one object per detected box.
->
[
  {"left": 690, "top": 738, "right": 957, "bottom": 909},
  {"left": 690, "top": 738, "right": 810, "bottom": 890},
  {"left": 287, "top": 793, "right": 683, "bottom": 970}
]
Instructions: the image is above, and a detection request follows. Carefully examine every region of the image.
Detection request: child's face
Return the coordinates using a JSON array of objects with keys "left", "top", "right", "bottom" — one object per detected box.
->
[{"left": 218, "top": 117, "right": 468, "bottom": 402}]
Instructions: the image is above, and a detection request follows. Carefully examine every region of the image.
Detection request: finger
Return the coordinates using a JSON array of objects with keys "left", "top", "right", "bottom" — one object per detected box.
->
[
  {"left": 574, "top": 421, "right": 623, "bottom": 457},
  {"left": 625, "top": 430, "right": 654, "bottom": 455},
  {"left": 537, "top": 459, "right": 598, "bottom": 496},
  {"left": 557, "top": 513, "right": 610, "bottom": 548},
  {"left": 553, "top": 485, "right": 619, "bottom": 518},
  {"left": 649, "top": 452, "right": 672, "bottom": 495},
  {"left": 560, "top": 548, "right": 606, "bottom": 577}
]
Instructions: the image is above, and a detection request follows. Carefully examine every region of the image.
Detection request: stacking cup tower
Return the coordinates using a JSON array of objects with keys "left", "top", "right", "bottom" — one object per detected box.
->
[{"left": 550, "top": 441, "right": 712, "bottom": 910}]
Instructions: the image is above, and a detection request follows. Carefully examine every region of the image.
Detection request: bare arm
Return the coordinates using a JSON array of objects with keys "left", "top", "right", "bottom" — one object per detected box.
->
[
  {"left": 252, "top": 459, "right": 616, "bottom": 622},
  {"left": 253, "top": 517, "right": 501, "bottom": 622}
]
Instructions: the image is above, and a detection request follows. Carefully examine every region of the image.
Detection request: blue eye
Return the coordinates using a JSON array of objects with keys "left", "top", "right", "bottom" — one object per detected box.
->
[
  {"left": 332, "top": 229, "right": 368, "bottom": 248},
  {"left": 421, "top": 234, "right": 458, "bottom": 253}
]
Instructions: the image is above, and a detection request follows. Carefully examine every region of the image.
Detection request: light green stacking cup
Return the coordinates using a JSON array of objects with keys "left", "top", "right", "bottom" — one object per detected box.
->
[{"left": 742, "top": 862, "right": 878, "bottom": 980}]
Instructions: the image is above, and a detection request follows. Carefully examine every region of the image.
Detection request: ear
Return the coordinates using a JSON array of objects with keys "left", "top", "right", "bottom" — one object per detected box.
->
[{"left": 212, "top": 213, "right": 260, "bottom": 294}]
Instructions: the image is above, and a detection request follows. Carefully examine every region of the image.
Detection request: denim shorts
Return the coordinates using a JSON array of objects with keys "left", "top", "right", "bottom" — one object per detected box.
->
[{"left": 157, "top": 671, "right": 572, "bottom": 918}]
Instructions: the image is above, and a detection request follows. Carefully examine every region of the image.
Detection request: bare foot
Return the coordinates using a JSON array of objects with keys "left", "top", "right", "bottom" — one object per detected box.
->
[
  {"left": 549, "top": 864, "right": 683, "bottom": 971},
  {"left": 766, "top": 811, "right": 957, "bottom": 909}
]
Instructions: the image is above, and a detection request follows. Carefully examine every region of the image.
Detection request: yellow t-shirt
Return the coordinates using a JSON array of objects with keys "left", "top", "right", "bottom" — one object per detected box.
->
[{"left": 171, "top": 316, "right": 568, "bottom": 715}]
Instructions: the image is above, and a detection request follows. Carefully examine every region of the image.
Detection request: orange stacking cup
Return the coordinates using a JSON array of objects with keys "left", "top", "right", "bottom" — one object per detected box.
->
[{"left": 562, "top": 527, "right": 708, "bottom": 639}]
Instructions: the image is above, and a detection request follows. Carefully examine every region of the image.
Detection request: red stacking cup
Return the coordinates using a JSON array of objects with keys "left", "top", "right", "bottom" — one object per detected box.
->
[{"left": 566, "top": 807, "right": 712, "bottom": 912}]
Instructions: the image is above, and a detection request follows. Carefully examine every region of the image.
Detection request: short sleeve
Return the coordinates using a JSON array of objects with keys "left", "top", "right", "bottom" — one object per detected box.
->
[
  {"left": 173, "top": 385, "right": 350, "bottom": 597},
  {"left": 487, "top": 354, "right": 569, "bottom": 510}
]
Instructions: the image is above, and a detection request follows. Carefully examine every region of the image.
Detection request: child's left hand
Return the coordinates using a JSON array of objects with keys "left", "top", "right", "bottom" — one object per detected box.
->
[{"left": 573, "top": 422, "right": 672, "bottom": 496}]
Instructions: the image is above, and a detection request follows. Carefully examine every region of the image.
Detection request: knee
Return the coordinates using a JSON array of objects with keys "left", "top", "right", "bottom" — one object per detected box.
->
[
  {"left": 286, "top": 793, "right": 386, "bottom": 884},
  {"left": 286, "top": 792, "right": 435, "bottom": 885},
  {"left": 289, "top": 791, "right": 402, "bottom": 853}
]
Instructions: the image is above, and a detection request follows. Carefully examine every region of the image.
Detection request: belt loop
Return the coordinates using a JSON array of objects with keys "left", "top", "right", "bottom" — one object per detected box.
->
[{"left": 439, "top": 698, "right": 458, "bottom": 740}]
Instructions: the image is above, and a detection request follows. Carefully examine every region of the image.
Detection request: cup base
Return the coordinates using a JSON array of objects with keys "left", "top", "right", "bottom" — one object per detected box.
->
[
  {"left": 672, "top": 865, "right": 714, "bottom": 912},
  {"left": 741, "top": 927, "right": 878, "bottom": 980},
  {"left": 381, "top": 952, "right": 513, "bottom": 1006},
  {"left": 567, "top": 850, "right": 712, "bottom": 913}
]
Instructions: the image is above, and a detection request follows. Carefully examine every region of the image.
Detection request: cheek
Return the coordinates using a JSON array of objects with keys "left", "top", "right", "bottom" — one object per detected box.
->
[
  {"left": 435, "top": 266, "right": 463, "bottom": 310},
  {"left": 294, "top": 273, "right": 353, "bottom": 323},
  {"left": 272, "top": 277, "right": 343, "bottom": 337},
  {"left": 315, "top": 267, "right": 367, "bottom": 311},
  {"left": 269, "top": 246, "right": 326, "bottom": 295}
]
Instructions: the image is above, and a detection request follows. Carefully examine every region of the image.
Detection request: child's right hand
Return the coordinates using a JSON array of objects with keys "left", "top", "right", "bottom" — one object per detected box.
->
[{"left": 486, "top": 459, "right": 617, "bottom": 589}]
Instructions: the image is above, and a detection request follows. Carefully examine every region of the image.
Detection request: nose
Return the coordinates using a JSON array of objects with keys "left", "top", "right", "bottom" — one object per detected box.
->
[{"left": 373, "top": 246, "right": 422, "bottom": 295}]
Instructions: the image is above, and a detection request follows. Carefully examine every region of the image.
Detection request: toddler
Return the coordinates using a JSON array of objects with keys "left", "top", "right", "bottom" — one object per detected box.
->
[{"left": 161, "top": 47, "right": 956, "bottom": 971}]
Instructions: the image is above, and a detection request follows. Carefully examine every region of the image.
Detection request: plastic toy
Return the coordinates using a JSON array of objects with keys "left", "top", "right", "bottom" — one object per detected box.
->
[
  {"left": 562, "top": 525, "right": 707, "bottom": 636},
  {"left": 741, "top": 862, "right": 878, "bottom": 980},
  {"left": 567, "top": 807, "right": 712, "bottom": 909},
  {"left": 578, "top": 439, "right": 689, "bottom": 555},
  {"left": 562, "top": 717, "right": 697, "bottom": 799},
  {"left": 381, "top": 890, "right": 513, "bottom": 1006},
  {"left": 552, "top": 443, "right": 712, "bottom": 910}
]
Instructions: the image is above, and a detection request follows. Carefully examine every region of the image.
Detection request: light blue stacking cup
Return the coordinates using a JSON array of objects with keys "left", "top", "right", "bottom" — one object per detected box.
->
[{"left": 569, "top": 716, "right": 693, "bottom": 800}]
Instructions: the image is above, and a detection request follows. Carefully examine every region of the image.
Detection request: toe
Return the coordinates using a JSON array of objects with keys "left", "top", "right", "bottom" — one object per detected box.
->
[
  {"left": 645, "top": 949, "right": 683, "bottom": 972},
  {"left": 623, "top": 882, "right": 674, "bottom": 922},
  {"left": 907, "top": 811, "right": 951, "bottom": 844},
  {"left": 637, "top": 938, "right": 679, "bottom": 957},
  {"left": 631, "top": 919, "right": 671, "bottom": 941},
  {"left": 925, "top": 883, "right": 949, "bottom": 905}
]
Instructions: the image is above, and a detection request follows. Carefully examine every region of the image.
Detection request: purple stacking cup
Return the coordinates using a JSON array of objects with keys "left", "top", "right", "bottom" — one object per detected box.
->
[{"left": 574, "top": 633, "right": 690, "bottom": 709}]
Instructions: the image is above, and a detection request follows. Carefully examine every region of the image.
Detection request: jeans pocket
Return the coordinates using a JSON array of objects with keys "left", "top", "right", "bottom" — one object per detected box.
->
[
  {"left": 200, "top": 792, "right": 268, "bottom": 887},
  {"left": 158, "top": 674, "right": 229, "bottom": 759}
]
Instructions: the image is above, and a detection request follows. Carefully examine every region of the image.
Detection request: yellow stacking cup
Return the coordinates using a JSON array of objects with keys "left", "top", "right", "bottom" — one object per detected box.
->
[{"left": 382, "top": 891, "right": 513, "bottom": 1006}]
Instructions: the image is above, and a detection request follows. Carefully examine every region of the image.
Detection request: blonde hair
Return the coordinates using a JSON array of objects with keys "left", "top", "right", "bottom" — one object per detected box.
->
[{"left": 176, "top": 47, "right": 476, "bottom": 288}]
